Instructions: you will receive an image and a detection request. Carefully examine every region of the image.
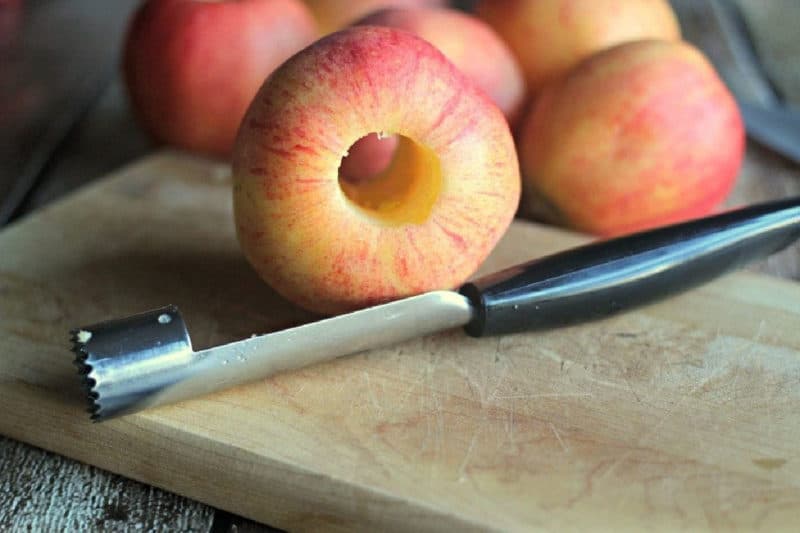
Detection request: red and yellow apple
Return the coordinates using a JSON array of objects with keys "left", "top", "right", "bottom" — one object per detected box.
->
[
  {"left": 233, "top": 26, "right": 520, "bottom": 315},
  {"left": 518, "top": 40, "right": 744, "bottom": 236},
  {"left": 340, "top": 6, "right": 526, "bottom": 182},
  {"left": 302, "top": 0, "right": 444, "bottom": 34},
  {"left": 356, "top": 7, "right": 526, "bottom": 122},
  {"left": 476, "top": 0, "right": 681, "bottom": 95},
  {"left": 124, "top": 0, "right": 318, "bottom": 157}
]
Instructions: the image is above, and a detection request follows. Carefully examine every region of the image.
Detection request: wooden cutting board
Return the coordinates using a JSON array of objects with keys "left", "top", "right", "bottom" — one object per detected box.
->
[{"left": 1, "top": 151, "right": 799, "bottom": 531}]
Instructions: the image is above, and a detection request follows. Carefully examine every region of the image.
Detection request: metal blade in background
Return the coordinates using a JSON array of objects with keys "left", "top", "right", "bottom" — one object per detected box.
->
[
  {"left": 0, "top": 0, "right": 140, "bottom": 225},
  {"left": 672, "top": 0, "right": 800, "bottom": 164},
  {"left": 737, "top": 99, "right": 800, "bottom": 165}
]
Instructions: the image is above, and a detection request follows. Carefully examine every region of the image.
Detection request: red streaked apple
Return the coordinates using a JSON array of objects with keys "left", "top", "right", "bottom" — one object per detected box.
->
[
  {"left": 518, "top": 40, "right": 744, "bottom": 237},
  {"left": 356, "top": 7, "right": 526, "bottom": 121},
  {"left": 303, "top": 0, "right": 444, "bottom": 34},
  {"left": 124, "top": 0, "right": 318, "bottom": 157},
  {"left": 233, "top": 26, "right": 521, "bottom": 315},
  {"left": 476, "top": 0, "right": 681, "bottom": 95}
]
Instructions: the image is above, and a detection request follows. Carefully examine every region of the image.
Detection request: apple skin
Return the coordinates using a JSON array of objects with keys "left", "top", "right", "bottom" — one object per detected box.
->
[
  {"left": 476, "top": 0, "right": 681, "bottom": 95},
  {"left": 124, "top": 0, "right": 318, "bottom": 157},
  {"left": 356, "top": 7, "right": 526, "bottom": 121},
  {"left": 303, "top": 0, "right": 444, "bottom": 34},
  {"left": 518, "top": 40, "right": 744, "bottom": 237},
  {"left": 233, "top": 26, "right": 520, "bottom": 315}
]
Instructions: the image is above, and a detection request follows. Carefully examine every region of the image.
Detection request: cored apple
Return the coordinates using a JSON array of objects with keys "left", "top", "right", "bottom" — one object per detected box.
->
[
  {"left": 124, "top": 0, "right": 317, "bottom": 157},
  {"left": 303, "top": 0, "right": 443, "bottom": 34},
  {"left": 518, "top": 40, "right": 744, "bottom": 236},
  {"left": 476, "top": 0, "right": 681, "bottom": 95},
  {"left": 233, "top": 26, "right": 520, "bottom": 315}
]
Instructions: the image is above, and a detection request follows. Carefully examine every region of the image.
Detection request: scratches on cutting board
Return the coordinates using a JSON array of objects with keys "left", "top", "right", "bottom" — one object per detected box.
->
[
  {"left": 354, "top": 311, "right": 799, "bottom": 498},
  {"left": 492, "top": 392, "right": 594, "bottom": 400},
  {"left": 362, "top": 371, "right": 384, "bottom": 419},
  {"left": 752, "top": 458, "right": 787, "bottom": 470},
  {"left": 457, "top": 430, "right": 479, "bottom": 484},
  {"left": 549, "top": 422, "right": 570, "bottom": 454}
]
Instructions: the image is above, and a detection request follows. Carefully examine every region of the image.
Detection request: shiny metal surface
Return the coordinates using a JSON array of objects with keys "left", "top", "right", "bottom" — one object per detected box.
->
[
  {"left": 72, "top": 305, "right": 193, "bottom": 420},
  {"left": 74, "top": 291, "right": 473, "bottom": 421},
  {"left": 737, "top": 99, "right": 800, "bottom": 165}
]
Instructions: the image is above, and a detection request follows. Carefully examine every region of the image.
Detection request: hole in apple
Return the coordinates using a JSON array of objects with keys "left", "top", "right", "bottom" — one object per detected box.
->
[
  {"left": 339, "top": 132, "right": 399, "bottom": 185},
  {"left": 338, "top": 133, "right": 442, "bottom": 226}
]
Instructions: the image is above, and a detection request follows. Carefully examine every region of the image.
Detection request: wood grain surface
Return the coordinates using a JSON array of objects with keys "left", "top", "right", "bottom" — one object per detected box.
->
[
  {"left": 1, "top": 151, "right": 799, "bottom": 531},
  {"left": 0, "top": 436, "right": 213, "bottom": 531}
]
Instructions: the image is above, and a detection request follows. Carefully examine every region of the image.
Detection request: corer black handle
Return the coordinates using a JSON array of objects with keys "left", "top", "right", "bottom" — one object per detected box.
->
[{"left": 460, "top": 197, "right": 800, "bottom": 337}]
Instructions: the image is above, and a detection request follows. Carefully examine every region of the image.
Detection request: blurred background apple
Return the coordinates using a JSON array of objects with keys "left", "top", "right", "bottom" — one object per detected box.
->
[
  {"left": 518, "top": 40, "right": 743, "bottom": 236},
  {"left": 124, "top": 0, "right": 318, "bottom": 157},
  {"left": 476, "top": 0, "right": 681, "bottom": 96},
  {"left": 302, "top": 0, "right": 445, "bottom": 34}
]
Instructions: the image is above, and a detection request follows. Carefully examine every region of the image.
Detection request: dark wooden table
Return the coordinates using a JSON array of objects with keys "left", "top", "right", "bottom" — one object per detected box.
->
[{"left": 1, "top": 0, "right": 798, "bottom": 530}]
